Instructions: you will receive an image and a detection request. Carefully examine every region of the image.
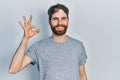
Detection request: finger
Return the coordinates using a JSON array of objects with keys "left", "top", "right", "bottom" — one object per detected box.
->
[
  {"left": 28, "top": 15, "right": 32, "bottom": 25},
  {"left": 18, "top": 21, "right": 25, "bottom": 29},
  {"left": 31, "top": 25, "right": 40, "bottom": 33},
  {"left": 36, "top": 29, "right": 40, "bottom": 33},
  {"left": 31, "top": 25, "right": 39, "bottom": 30},
  {"left": 33, "top": 29, "right": 40, "bottom": 35},
  {"left": 23, "top": 16, "right": 27, "bottom": 26}
]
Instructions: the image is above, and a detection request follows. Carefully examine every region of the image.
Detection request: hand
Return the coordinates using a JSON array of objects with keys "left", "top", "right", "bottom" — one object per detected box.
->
[{"left": 18, "top": 15, "right": 40, "bottom": 39}]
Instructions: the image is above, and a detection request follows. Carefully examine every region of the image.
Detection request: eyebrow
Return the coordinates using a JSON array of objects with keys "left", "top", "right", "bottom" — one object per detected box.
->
[{"left": 52, "top": 16, "right": 67, "bottom": 19}]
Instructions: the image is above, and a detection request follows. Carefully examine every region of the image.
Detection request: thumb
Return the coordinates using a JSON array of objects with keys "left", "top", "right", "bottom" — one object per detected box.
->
[{"left": 33, "top": 29, "right": 40, "bottom": 35}]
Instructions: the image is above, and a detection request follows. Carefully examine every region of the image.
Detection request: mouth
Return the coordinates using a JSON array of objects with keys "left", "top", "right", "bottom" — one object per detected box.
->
[{"left": 55, "top": 26, "right": 64, "bottom": 30}]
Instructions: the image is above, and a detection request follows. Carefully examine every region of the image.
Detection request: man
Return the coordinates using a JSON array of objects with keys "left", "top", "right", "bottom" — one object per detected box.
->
[{"left": 9, "top": 3, "right": 87, "bottom": 80}]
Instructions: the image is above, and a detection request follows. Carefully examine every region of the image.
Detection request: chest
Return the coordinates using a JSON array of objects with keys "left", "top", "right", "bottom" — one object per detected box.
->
[{"left": 39, "top": 45, "right": 80, "bottom": 67}]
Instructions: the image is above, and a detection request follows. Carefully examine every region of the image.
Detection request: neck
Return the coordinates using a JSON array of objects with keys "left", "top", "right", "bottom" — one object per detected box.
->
[{"left": 52, "top": 34, "right": 68, "bottom": 43}]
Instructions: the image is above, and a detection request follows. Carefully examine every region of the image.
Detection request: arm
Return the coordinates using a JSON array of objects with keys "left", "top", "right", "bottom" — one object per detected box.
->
[
  {"left": 79, "top": 65, "right": 87, "bottom": 80},
  {"left": 9, "top": 15, "right": 40, "bottom": 74}
]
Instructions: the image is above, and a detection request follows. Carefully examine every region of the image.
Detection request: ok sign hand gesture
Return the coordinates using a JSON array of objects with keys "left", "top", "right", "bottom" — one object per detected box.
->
[{"left": 18, "top": 15, "right": 40, "bottom": 39}]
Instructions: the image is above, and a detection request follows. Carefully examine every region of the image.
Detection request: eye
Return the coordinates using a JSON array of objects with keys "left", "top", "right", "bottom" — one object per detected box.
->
[
  {"left": 62, "top": 17, "right": 67, "bottom": 20},
  {"left": 52, "top": 17, "right": 58, "bottom": 21}
]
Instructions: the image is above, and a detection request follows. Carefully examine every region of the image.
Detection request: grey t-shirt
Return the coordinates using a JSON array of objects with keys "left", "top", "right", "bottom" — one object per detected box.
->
[{"left": 26, "top": 36, "right": 87, "bottom": 80}]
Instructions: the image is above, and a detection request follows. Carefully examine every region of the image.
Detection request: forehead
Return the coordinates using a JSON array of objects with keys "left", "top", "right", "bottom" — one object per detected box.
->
[{"left": 51, "top": 9, "right": 67, "bottom": 18}]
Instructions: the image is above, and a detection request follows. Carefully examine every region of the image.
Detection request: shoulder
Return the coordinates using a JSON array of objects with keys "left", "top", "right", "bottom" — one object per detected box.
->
[
  {"left": 29, "top": 36, "right": 51, "bottom": 48},
  {"left": 68, "top": 36, "right": 84, "bottom": 46}
]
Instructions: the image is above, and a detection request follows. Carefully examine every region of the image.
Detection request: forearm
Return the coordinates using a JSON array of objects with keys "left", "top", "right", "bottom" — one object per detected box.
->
[{"left": 9, "top": 37, "right": 29, "bottom": 73}]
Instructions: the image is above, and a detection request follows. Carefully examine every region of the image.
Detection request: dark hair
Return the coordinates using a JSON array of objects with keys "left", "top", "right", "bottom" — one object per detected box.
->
[{"left": 48, "top": 3, "right": 69, "bottom": 20}]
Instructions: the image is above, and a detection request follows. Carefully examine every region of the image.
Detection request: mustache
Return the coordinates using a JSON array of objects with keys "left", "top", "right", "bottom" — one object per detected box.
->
[{"left": 54, "top": 24, "right": 66, "bottom": 28}]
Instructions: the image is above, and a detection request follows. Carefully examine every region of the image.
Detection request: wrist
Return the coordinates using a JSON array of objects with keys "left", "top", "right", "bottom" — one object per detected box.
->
[{"left": 23, "top": 36, "right": 29, "bottom": 42}]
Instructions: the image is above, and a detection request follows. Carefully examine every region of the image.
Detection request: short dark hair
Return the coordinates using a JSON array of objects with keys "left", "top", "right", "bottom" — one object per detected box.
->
[{"left": 48, "top": 3, "right": 69, "bottom": 20}]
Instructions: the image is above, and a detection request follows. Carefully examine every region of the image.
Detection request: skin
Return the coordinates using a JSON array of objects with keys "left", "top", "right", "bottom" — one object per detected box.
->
[{"left": 9, "top": 9, "right": 87, "bottom": 80}]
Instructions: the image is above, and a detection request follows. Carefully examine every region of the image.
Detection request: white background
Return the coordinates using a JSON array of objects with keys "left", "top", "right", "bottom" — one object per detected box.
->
[{"left": 0, "top": 0, "right": 120, "bottom": 80}]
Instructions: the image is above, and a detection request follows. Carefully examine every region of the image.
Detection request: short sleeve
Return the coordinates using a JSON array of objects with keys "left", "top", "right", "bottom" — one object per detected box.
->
[
  {"left": 78, "top": 43, "right": 87, "bottom": 66},
  {"left": 25, "top": 46, "right": 38, "bottom": 65}
]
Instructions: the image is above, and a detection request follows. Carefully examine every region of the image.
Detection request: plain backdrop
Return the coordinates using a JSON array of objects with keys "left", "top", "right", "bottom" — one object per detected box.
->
[{"left": 0, "top": 0, "right": 120, "bottom": 80}]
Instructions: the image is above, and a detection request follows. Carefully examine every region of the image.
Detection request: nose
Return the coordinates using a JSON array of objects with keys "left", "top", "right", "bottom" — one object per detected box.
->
[{"left": 58, "top": 19, "right": 62, "bottom": 25}]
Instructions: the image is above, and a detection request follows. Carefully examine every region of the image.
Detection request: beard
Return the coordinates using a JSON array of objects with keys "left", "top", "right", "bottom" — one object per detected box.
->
[{"left": 51, "top": 24, "right": 68, "bottom": 36}]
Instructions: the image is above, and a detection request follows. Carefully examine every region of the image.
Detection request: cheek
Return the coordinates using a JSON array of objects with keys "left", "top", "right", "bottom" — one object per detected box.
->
[
  {"left": 64, "top": 21, "right": 68, "bottom": 26},
  {"left": 64, "top": 20, "right": 69, "bottom": 24},
  {"left": 50, "top": 21, "right": 58, "bottom": 26}
]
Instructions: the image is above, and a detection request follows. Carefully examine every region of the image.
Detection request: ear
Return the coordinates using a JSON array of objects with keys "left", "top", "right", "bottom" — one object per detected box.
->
[
  {"left": 67, "top": 18, "right": 69, "bottom": 23},
  {"left": 48, "top": 20, "right": 51, "bottom": 25}
]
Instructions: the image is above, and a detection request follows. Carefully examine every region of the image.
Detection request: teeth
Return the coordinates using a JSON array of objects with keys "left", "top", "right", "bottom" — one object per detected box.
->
[
  {"left": 57, "top": 27, "right": 63, "bottom": 28},
  {"left": 56, "top": 27, "right": 64, "bottom": 30}
]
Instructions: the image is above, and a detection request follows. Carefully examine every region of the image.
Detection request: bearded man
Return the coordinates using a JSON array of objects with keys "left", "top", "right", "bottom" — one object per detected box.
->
[{"left": 9, "top": 3, "right": 87, "bottom": 80}]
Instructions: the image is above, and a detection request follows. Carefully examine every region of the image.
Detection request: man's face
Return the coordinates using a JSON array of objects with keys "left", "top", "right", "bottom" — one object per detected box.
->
[{"left": 49, "top": 9, "right": 69, "bottom": 36}]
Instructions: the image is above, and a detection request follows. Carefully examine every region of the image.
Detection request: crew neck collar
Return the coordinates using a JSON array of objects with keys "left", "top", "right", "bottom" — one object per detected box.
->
[{"left": 50, "top": 35, "right": 70, "bottom": 44}]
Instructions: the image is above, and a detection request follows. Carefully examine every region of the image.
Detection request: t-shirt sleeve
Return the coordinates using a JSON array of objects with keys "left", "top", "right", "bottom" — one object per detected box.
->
[
  {"left": 25, "top": 46, "right": 38, "bottom": 65},
  {"left": 79, "top": 43, "right": 87, "bottom": 66}
]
